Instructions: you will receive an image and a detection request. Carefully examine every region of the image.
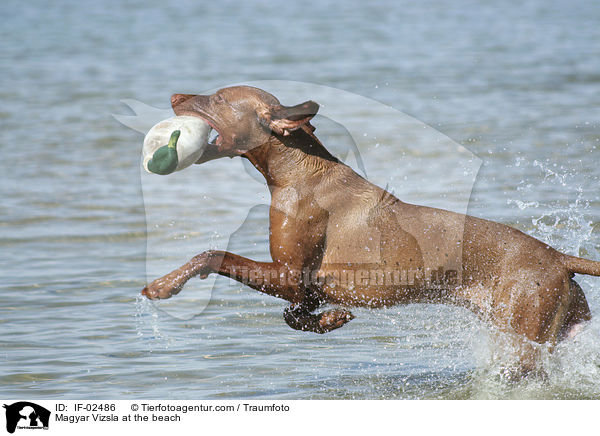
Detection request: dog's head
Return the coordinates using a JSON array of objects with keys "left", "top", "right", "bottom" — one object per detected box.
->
[{"left": 170, "top": 86, "right": 319, "bottom": 161}]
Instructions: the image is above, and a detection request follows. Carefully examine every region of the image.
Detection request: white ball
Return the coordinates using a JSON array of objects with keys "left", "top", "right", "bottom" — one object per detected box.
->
[{"left": 142, "top": 116, "right": 210, "bottom": 173}]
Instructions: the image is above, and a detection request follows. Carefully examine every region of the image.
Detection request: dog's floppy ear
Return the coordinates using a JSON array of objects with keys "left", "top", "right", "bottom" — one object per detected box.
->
[{"left": 258, "top": 100, "right": 319, "bottom": 136}]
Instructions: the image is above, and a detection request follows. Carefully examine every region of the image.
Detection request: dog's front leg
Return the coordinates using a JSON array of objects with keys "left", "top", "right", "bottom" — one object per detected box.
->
[
  {"left": 142, "top": 250, "right": 303, "bottom": 302},
  {"left": 283, "top": 303, "right": 354, "bottom": 334}
]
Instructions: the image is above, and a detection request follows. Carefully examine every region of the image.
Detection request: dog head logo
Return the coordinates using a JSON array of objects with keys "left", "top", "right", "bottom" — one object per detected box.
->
[{"left": 3, "top": 402, "right": 50, "bottom": 434}]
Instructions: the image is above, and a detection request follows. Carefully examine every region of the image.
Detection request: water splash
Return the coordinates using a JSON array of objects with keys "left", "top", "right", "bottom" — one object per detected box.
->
[{"left": 134, "top": 294, "right": 173, "bottom": 350}]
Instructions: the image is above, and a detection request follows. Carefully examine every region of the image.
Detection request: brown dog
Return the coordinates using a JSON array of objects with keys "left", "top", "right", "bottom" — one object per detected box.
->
[{"left": 142, "top": 86, "right": 597, "bottom": 375}]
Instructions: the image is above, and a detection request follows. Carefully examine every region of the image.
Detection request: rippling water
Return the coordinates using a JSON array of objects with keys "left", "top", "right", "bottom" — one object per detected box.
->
[{"left": 1, "top": 0, "right": 599, "bottom": 399}]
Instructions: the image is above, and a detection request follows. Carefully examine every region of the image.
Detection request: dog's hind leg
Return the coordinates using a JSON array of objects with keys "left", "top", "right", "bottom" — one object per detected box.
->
[
  {"left": 559, "top": 279, "right": 591, "bottom": 340},
  {"left": 486, "top": 273, "right": 571, "bottom": 379}
]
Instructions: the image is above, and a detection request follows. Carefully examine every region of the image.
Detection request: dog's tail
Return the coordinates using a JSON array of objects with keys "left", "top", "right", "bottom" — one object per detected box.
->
[{"left": 563, "top": 254, "right": 600, "bottom": 276}]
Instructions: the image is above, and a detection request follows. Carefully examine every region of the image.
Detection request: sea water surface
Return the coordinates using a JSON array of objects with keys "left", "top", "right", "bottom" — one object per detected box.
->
[{"left": 1, "top": 0, "right": 599, "bottom": 399}]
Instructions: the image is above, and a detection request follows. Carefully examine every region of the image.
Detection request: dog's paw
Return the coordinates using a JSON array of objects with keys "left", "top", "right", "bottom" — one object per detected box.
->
[
  {"left": 318, "top": 309, "right": 354, "bottom": 333},
  {"left": 141, "top": 272, "right": 185, "bottom": 300}
]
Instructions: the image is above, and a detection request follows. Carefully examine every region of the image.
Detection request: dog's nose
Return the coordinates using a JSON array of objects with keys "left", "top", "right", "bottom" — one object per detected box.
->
[{"left": 171, "top": 93, "right": 196, "bottom": 108}]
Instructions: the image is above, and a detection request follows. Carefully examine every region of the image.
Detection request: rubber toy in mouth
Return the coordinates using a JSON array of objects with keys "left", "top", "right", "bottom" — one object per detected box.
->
[
  {"left": 147, "top": 130, "right": 180, "bottom": 175},
  {"left": 142, "top": 116, "right": 210, "bottom": 175}
]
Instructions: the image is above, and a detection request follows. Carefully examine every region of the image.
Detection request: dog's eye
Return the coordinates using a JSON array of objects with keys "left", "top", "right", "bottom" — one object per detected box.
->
[{"left": 214, "top": 94, "right": 225, "bottom": 103}]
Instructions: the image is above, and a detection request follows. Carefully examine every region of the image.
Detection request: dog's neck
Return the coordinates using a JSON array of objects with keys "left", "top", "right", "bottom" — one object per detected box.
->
[{"left": 243, "top": 127, "right": 340, "bottom": 188}]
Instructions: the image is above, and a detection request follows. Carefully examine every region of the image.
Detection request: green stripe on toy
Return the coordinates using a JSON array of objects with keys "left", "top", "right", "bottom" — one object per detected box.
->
[{"left": 147, "top": 130, "right": 180, "bottom": 175}]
